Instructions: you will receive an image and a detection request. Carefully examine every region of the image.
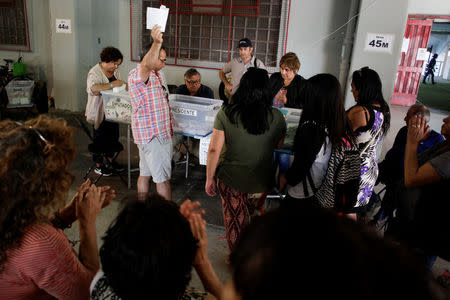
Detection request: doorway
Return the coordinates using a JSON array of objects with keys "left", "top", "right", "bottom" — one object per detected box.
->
[{"left": 392, "top": 15, "right": 450, "bottom": 112}]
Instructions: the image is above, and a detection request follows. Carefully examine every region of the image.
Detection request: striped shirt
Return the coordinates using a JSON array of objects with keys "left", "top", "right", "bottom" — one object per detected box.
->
[
  {"left": 128, "top": 64, "right": 173, "bottom": 144},
  {"left": 0, "top": 223, "right": 93, "bottom": 300}
]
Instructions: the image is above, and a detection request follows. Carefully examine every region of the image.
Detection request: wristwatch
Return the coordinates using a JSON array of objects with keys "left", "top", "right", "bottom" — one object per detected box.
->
[
  {"left": 51, "top": 212, "right": 72, "bottom": 230},
  {"left": 110, "top": 82, "right": 113, "bottom": 88}
]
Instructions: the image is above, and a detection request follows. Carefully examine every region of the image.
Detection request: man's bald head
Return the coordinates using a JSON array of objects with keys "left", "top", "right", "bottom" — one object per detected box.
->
[{"left": 405, "top": 104, "right": 430, "bottom": 124}]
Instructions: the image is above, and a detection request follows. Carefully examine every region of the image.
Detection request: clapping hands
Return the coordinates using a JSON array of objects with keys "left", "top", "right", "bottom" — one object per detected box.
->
[{"left": 180, "top": 199, "right": 208, "bottom": 265}]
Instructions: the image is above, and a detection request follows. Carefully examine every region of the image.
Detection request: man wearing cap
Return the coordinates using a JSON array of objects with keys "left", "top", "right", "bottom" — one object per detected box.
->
[{"left": 219, "top": 37, "right": 266, "bottom": 96}]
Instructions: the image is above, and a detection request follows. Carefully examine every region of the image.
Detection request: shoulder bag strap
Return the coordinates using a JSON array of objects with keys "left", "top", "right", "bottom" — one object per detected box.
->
[{"left": 307, "top": 170, "right": 317, "bottom": 194}]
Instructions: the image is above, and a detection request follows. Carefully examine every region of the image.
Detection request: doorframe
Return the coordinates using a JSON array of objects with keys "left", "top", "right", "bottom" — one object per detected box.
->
[{"left": 391, "top": 14, "right": 450, "bottom": 106}]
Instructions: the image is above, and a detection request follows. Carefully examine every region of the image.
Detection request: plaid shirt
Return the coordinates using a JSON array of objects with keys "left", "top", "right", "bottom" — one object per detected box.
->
[{"left": 128, "top": 64, "right": 173, "bottom": 144}]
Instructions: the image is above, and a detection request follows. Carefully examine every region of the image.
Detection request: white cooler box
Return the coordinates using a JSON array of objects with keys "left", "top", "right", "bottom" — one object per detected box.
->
[
  {"left": 169, "top": 94, "right": 223, "bottom": 136},
  {"left": 101, "top": 90, "right": 132, "bottom": 124},
  {"left": 6, "top": 79, "right": 35, "bottom": 108}
]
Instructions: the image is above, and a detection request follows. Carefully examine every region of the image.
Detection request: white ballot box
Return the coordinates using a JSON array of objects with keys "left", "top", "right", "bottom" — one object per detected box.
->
[
  {"left": 101, "top": 90, "right": 132, "bottom": 124},
  {"left": 169, "top": 94, "right": 223, "bottom": 136}
]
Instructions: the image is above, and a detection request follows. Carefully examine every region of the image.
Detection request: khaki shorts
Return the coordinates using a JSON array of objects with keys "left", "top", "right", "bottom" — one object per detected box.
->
[{"left": 137, "top": 137, "right": 173, "bottom": 183}]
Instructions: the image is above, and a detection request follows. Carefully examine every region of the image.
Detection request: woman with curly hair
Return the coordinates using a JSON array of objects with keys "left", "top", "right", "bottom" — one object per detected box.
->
[
  {"left": 0, "top": 115, "right": 115, "bottom": 299},
  {"left": 205, "top": 68, "right": 286, "bottom": 253}
]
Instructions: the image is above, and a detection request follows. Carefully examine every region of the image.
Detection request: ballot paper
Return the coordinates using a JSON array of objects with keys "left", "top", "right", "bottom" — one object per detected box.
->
[
  {"left": 146, "top": 5, "right": 169, "bottom": 32},
  {"left": 113, "top": 84, "right": 126, "bottom": 93}
]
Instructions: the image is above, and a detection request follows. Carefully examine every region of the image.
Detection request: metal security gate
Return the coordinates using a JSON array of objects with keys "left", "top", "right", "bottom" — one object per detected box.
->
[{"left": 391, "top": 18, "right": 433, "bottom": 106}]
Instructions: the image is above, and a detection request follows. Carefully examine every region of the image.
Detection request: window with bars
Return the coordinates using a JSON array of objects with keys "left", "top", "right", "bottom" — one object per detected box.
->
[
  {"left": 130, "top": 0, "right": 289, "bottom": 71},
  {"left": 0, "top": 0, "right": 30, "bottom": 52}
]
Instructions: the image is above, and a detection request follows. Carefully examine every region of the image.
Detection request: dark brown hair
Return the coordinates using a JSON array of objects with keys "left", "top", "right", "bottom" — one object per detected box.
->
[{"left": 100, "top": 46, "right": 123, "bottom": 63}]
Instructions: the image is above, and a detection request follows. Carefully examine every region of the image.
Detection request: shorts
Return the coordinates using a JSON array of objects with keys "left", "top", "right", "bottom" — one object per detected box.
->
[{"left": 137, "top": 137, "right": 173, "bottom": 183}]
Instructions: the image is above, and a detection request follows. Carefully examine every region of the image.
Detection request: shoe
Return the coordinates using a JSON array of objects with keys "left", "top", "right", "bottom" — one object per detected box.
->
[
  {"left": 109, "top": 161, "right": 125, "bottom": 172},
  {"left": 94, "top": 166, "right": 113, "bottom": 176}
]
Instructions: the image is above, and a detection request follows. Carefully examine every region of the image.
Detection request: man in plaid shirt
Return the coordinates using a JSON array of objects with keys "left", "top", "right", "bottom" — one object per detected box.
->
[{"left": 128, "top": 25, "right": 173, "bottom": 200}]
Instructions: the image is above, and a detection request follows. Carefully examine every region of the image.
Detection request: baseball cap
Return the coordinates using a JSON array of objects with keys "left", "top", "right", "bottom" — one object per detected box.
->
[{"left": 238, "top": 38, "right": 252, "bottom": 48}]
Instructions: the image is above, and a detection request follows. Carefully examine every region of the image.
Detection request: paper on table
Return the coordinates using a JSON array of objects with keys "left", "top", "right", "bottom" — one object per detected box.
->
[{"left": 146, "top": 5, "right": 169, "bottom": 32}]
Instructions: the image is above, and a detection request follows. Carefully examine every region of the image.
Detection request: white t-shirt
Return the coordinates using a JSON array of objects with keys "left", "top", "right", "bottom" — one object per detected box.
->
[{"left": 287, "top": 137, "right": 332, "bottom": 199}]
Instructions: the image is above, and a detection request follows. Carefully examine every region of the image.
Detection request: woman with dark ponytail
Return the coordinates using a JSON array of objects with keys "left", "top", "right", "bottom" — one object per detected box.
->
[
  {"left": 205, "top": 67, "right": 286, "bottom": 253},
  {"left": 347, "top": 66, "right": 391, "bottom": 212}
]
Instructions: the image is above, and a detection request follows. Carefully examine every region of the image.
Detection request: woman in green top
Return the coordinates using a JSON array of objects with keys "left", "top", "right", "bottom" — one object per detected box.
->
[{"left": 205, "top": 68, "right": 286, "bottom": 253}]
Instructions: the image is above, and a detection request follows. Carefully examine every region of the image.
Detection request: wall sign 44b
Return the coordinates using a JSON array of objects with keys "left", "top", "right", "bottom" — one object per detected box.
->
[{"left": 364, "top": 33, "right": 394, "bottom": 53}]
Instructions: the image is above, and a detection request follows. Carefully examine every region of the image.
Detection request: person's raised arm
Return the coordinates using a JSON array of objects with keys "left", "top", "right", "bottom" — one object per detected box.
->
[
  {"left": 404, "top": 114, "right": 441, "bottom": 187},
  {"left": 190, "top": 213, "right": 223, "bottom": 299},
  {"left": 140, "top": 25, "right": 164, "bottom": 82},
  {"left": 76, "top": 184, "right": 106, "bottom": 274},
  {"left": 205, "top": 129, "right": 225, "bottom": 196}
]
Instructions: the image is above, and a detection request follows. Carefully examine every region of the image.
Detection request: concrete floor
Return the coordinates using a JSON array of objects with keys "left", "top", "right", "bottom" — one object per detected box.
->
[{"left": 3, "top": 102, "right": 449, "bottom": 291}]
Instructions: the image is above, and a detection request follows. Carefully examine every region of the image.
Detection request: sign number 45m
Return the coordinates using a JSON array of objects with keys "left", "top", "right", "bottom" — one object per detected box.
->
[
  {"left": 369, "top": 39, "right": 389, "bottom": 48},
  {"left": 365, "top": 33, "right": 393, "bottom": 53}
]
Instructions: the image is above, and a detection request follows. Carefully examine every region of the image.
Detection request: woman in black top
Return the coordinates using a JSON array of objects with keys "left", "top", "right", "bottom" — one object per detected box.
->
[
  {"left": 267, "top": 52, "right": 306, "bottom": 109},
  {"left": 268, "top": 52, "right": 306, "bottom": 185}
]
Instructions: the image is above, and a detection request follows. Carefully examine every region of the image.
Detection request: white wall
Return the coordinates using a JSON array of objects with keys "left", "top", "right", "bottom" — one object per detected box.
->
[
  {"left": 285, "top": 0, "right": 352, "bottom": 79},
  {"left": 407, "top": 0, "right": 450, "bottom": 15},
  {"left": 344, "top": 0, "right": 409, "bottom": 109},
  {"left": 76, "top": 0, "right": 94, "bottom": 111},
  {"left": 49, "top": 0, "right": 80, "bottom": 111}
]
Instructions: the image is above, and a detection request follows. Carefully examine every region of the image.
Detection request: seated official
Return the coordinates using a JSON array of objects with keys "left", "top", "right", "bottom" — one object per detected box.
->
[{"left": 175, "top": 68, "right": 214, "bottom": 99}]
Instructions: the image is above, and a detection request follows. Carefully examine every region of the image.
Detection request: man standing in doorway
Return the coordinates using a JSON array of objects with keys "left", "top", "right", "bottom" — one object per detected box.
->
[
  {"left": 422, "top": 53, "right": 438, "bottom": 84},
  {"left": 128, "top": 25, "right": 173, "bottom": 200},
  {"left": 175, "top": 68, "right": 214, "bottom": 99},
  {"left": 219, "top": 38, "right": 266, "bottom": 97}
]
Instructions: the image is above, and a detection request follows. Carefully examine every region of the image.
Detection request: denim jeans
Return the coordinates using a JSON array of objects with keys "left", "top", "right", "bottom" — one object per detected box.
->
[{"left": 274, "top": 152, "right": 292, "bottom": 175}]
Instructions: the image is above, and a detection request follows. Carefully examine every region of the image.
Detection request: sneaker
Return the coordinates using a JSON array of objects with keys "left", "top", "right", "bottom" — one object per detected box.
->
[
  {"left": 109, "top": 161, "right": 125, "bottom": 172},
  {"left": 94, "top": 166, "right": 113, "bottom": 176}
]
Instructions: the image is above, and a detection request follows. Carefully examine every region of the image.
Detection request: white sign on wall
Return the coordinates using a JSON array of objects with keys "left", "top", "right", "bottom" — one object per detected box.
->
[
  {"left": 401, "top": 38, "right": 410, "bottom": 53},
  {"left": 56, "top": 19, "right": 71, "bottom": 33},
  {"left": 416, "top": 48, "right": 428, "bottom": 61},
  {"left": 364, "top": 33, "right": 394, "bottom": 53}
]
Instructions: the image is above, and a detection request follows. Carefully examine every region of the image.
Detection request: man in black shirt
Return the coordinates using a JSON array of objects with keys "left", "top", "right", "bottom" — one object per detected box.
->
[
  {"left": 175, "top": 68, "right": 214, "bottom": 98},
  {"left": 422, "top": 53, "right": 438, "bottom": 84}
]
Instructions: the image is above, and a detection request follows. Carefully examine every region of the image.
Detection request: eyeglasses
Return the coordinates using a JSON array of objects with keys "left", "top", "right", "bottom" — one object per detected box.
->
[
  {"left": 159, "top": 57, "right": 167, "bottom": 64},
  {"left": 15, "top": 121, "right": 54, "bottom": 152},
  {"left": 186, "top": 80, "right": 200, "bottom": 85}
]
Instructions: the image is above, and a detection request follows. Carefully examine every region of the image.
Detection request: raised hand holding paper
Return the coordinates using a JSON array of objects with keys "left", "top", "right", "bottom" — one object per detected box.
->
[{"left": 146, "top": 5, "right": 169, "bottom": 32}]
